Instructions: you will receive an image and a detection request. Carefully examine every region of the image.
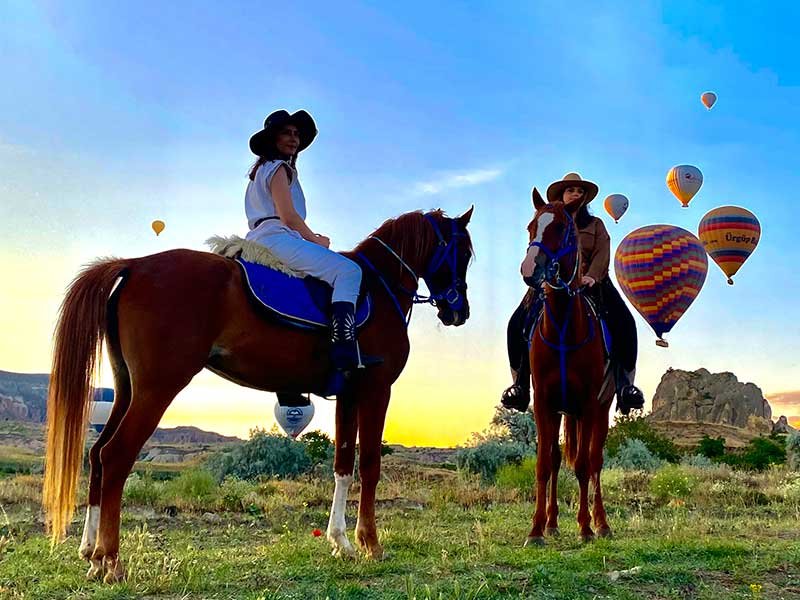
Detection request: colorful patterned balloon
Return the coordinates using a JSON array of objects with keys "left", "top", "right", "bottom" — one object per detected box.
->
[
  {"left": 603, "top": 194, "right": 629, "bottom": 223},
  {"left": 698, "top": 206, "right": 760, "bottom": 285},
  {"left": 614, "top": 225, "right": 708, "bottom": 347},
  {"left": 666, "top": 165, "right": 703, "bottom": 208},
  {"left": 701, "top": 91, "right": 717, "bottom": 110}
]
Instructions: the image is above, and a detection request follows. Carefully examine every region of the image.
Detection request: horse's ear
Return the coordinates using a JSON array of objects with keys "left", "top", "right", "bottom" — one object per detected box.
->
[
  {"left": 457, "top": 205, "right": 474, "bottom": 226},
  {"left": 532, "top": 187, "right": 546, "bottom": 210}
]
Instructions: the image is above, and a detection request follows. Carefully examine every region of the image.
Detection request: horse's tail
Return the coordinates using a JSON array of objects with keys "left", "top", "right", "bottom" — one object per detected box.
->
[
  {"left": 44, "top": 258, "right": 128, "bottom": 544},
  {"left": 563, "top": 416, "right": 578, "bottom": 468}
]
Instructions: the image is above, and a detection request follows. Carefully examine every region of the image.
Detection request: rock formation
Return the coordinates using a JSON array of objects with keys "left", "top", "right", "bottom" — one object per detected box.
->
[{"left": 650, "top": 368, "right": 771, "bottom": 429}]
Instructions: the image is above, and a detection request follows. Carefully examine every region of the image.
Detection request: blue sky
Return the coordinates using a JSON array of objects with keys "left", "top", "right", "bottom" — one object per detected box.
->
[{"left": 1, "top": 1, "right": 798, "bottom": 443}]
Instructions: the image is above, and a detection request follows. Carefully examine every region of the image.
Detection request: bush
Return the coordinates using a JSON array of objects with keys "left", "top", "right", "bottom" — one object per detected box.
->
[
  {"left": 649, "top": 465, "right": 697, "bottom": 504},
  {"left": 491, "top": 406, "right": 537, "bottom": 449},
  {"left": 605, "top": 439, "right": 663, "bottom": 471},
  {"left": 786, "top": 431, "right": 800, "bottom": 471},
  {"left": 495, "top": 456, "right": 537, "bottom": 495},
  {"left": 606, "top": 414, "right": 680, "bottom": 463},
  {"left": 163, "top": 469, "right": 218, "bottom": 509},
  {"left": 697, "top": 435, "right": 726, "bottom": 459},
  {"left": 207, "top": 429, "right": 312, "bottom": 481},
  {"left": 681, "top": 454, "right": 715, "bottom": 469},
  {"left": 300, "top": 430, "right": 335, "bottom": 465},
  {"left": 455, "top": 439, "right": 534, "bottom": 484},
  {"left": 123, "top": 472, "right": 161, "bottom": 506},
  {"left": 217, "top": 477, "right": 258, "bottom": 512},
  {"left": 718, "top": 436, "right": 786, "bottom": 471}
]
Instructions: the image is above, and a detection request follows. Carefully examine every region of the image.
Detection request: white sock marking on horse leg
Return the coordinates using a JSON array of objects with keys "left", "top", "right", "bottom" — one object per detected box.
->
[
  {"left": 79, "top": 505, "right": 100, "bottom": 560},
  {"left": 326, "top": 473, "right": 355, "bottom": 557}
]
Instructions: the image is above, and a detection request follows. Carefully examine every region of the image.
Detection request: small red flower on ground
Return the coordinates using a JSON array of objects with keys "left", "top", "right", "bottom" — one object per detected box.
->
[{"left": 312, "top": 528, "right": 322, "bottom": 537}]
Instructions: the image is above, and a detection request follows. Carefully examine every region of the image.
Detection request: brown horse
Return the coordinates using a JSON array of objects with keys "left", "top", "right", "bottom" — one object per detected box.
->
[
  {"left": 44, "top": 208, "right": 474, "bottom": 583},
  {"left": 520, "top": 189, "right": 614, "bottom": 545}
]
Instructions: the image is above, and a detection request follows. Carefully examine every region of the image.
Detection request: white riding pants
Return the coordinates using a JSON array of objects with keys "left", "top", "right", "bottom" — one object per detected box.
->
[{"left": 245, "top": 221, "right": 362, "bottom": 305}]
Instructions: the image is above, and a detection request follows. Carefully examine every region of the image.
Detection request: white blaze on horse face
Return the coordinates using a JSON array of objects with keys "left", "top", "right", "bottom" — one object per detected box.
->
[
  {"left": 326, "top": 473, "right": 355, "bottom": 557},
  {"left": 521, "top": 212, "right": 555, "bottom": 278},
  {"left": 79, "top": 505, "right": 100, "bottom": 559}
]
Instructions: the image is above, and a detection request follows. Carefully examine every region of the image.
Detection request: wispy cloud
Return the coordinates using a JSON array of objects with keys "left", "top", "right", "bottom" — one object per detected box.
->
[{"left": 413, "top": 168, "right": 503, "bottom": 195}]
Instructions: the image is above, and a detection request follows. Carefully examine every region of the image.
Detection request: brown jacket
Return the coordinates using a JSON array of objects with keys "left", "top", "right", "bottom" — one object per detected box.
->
[{"left": 578, "top": 216, "right": 610, "bottom": 282}]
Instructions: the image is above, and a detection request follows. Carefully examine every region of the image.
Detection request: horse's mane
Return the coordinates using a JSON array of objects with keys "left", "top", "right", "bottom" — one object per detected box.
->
[{"left": 353, "top": 210, "right": 443, "bottom": 268}]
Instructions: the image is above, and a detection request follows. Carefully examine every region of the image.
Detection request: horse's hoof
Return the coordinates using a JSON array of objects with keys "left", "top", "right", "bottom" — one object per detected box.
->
[
  {"left": 102, "top": 556, "right": 125, "bottom": 584},
  {"left": 597, "top": 527, "right": 613, "bottom": 539},
  {"left": 79, "top": 544, "right": 94, "bottom": 562},
  {"left": 364, "top": 545, "right": 384, "bottom": 560},
  {"left": 580, "top": 532, "right": 596, "bottom": 543},
  {"left": 545, "top": 527, "right": 560, "bottom": 537},
  {"left": 85, "top": 559, "right": 103, "bottom": 581},
  {"left": 524, "top": 536, "right": 545, "bottom": 547}
]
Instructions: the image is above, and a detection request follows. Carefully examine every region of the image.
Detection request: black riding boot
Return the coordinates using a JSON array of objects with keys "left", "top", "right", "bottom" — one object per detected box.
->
[
  {"left": 330, "top": 301, "right": 381, "bottom": 375},
  {"left": 501, "top": 358, "right": 531, "bottom": 412},
  {"left": 613, "top": 364, "right": 645, "bottom": 415}
]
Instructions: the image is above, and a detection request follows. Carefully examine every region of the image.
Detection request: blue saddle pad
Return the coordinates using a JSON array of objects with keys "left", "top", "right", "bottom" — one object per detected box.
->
[{"left": 236, "top": 258, "right": 371, "bottom": 331}]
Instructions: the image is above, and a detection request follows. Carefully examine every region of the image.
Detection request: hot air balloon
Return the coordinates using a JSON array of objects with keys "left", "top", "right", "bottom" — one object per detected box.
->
[
  {"left": 90, "top": 388, "right": 115, "bottom": 433},
  {"left": 152, "top": 220, "right": 166, "bottom": 236},
  {"left": 614, "top": 225, "right": 708, "bottom": 347},
  {"left": 698, "top": 206, "right": 760, "bottom": 285},
  {"left": 701, "top": 91, "right": 717, "bottom": 110},
  {"left": 274, "top": 399, "right": 314, "bottom": 438},
  {"left": 603, "top": 194, "right": 629, "bottom": 223},
  {"left": 666, "top": 165, "right": 703, "bottom": 208}
]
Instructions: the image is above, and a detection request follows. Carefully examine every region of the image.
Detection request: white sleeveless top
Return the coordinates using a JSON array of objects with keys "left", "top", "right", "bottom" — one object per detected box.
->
[{"left": 244, "top": 160, "right": 307, "bottom": 230}]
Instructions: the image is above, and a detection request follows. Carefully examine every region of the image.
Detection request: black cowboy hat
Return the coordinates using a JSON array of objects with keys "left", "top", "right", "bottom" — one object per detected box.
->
[{"left": 249, "top": 109, "right": 318, "bottom": 156}]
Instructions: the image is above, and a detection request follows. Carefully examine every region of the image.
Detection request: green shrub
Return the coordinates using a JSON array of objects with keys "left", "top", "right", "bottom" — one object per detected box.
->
[
  {"left": 649, "top": 465, "right": 697, "bottom": 504},
  {"left": 681, "top": 454, "right": 715, "bottom": 469},
  {"left": 605, "top": 439, "right": 663, "bottom": 471},
  {"left": 496, "top": 456, "right": 537, "bottom": 496},
  {"left": 164, "top": 469, "right": 218, "bottom": 509},
  {"left": 455, "top": 439, "right": 534, "bottom": 484},
  {"left": 719, "top": 436, "right": 786, "bottom": 471},
  {"left": 786, "top": 431, "right": 800, "bottom": 471},
  {"left": 206, "top": 429, "right": 312, "bottom": 481},
  {"left": 217, "top": 477, "right": 258, "bottom": 512},
  {"left": 606, "top": 414, "right": 680, "bottom": 463},
  {"left": 123, "top": 472, "right": 161, "bottom": 506},
  {"left": 491, "top": 406, "right": 537, "bottom": 448},
  {"left": 697, "top": 435, "right": 726, "bottom": 459},
  {"left": 300, "top": 430, "right": 335, "bottom": 465}
]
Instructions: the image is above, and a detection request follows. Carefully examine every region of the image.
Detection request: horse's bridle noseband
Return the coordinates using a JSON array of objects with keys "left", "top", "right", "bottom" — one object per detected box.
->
[{"left": 527, "top": 211, "right": 580, "bottom": 293}]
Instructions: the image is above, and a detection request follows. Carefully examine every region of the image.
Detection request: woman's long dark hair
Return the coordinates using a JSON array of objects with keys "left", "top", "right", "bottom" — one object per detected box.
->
[
  {"left": 248, "top": 138, "right": 297, "bottom": 181},
  {"left": 574, "top": 204, "right": 593, "bottom": 229}
]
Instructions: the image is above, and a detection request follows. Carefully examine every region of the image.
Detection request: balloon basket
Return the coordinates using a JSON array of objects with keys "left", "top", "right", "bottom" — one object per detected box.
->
[
  {"left": 727, "top": 278, "right": 734, "bottom": 285},
  {"left": 655, "top": 338, "right": 669, "bottom": 348}
]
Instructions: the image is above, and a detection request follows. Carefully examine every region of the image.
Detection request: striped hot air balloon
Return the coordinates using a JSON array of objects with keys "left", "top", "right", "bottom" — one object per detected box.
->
[
  {"left": 698, "top": 206, "right": 760, "bottom": 285},
  {"left": 614, "top": 225, "right": 708, "bottom": 347}
]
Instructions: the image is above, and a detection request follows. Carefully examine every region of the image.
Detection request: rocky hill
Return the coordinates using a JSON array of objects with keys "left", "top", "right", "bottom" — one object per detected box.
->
[
  {"left": 647, "top": 368, "right": 792, "bottom": 447},
  {"left": 0, "top": 370, "right": 49, "bottom": 422}
]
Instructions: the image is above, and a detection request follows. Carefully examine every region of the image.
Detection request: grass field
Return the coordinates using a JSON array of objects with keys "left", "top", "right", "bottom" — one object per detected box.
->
[{"left": 1, "top": 459, "right": 799, "bottom": 599}]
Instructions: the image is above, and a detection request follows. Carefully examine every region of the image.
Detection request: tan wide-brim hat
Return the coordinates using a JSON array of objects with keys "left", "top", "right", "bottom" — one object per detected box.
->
[{"left": 546, "top": 172, "right": 599, "bottom": 205}]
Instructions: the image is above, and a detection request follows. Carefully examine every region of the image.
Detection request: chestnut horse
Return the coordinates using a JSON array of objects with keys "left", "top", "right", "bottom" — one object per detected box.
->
[
  {"left": 520, "top": 190, "right": 614, "bottom": 545},
  {"left": 44, "top": 208, "right": 473, "bottom": 583}
]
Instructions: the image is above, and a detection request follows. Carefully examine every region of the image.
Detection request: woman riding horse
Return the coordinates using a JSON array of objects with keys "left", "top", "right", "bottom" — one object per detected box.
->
[
  {"left": 245, "top": 109, "right": 375, "bottom": 374},
  {"left": 502, "top": 173, "right": 645, "bottom": 415}
]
